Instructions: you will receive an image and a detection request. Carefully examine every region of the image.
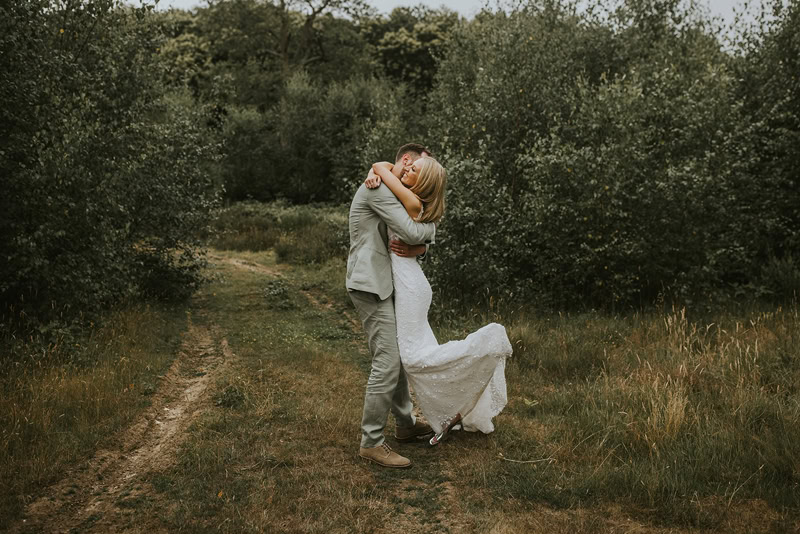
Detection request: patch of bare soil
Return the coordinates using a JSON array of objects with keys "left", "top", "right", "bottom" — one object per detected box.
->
[
  {"left": 209, "top": 254, "right": 281, "bottom": 277},
  {"left": 10, "top": 318, "right": 233, "bottom": 534}
]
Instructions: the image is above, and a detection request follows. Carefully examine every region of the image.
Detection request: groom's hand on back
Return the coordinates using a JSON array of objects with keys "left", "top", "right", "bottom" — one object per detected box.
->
[{"left": 390, "top": 239, "right": 426, "bottom": 258}]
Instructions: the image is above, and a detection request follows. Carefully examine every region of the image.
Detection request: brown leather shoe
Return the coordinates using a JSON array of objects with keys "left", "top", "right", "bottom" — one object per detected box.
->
[
  {"left": 394, "top": 419, "right": 434, "bottom": 442},
  {"left": 359, "top": 443, "right": 412, "bottom": 468}
]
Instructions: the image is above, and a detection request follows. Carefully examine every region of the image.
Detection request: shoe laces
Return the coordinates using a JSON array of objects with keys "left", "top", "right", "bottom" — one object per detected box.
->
[{"left": 381, "top": 443, "right": 394, "bottom": 455}]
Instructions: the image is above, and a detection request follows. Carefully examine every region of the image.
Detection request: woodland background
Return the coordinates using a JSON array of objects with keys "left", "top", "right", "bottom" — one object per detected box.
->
[
  {"left": 2, "top": 0, "right": 800, "bottom": 338},
  {"left": 2, "top": 1, "right": 799, "bottom": 530}
]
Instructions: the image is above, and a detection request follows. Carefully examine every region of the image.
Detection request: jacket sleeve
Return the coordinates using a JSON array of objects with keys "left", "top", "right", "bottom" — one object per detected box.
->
[{"left": 367, "top": 185, "right": 436, "bottom": 245}]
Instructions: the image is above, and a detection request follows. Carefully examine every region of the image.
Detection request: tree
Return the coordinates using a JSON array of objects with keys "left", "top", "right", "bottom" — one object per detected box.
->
[
  {"left": 423, "top": 0, "right": 777, "bottom": 308},
  {"left": 361, "top": 6, "right": 461, "bottom": 94},
  {"left": 174, "top": 0, "right": 372, "bottom": 107},
  {"left": 0, "top": 0, "right": 222, "bottom": 336}
]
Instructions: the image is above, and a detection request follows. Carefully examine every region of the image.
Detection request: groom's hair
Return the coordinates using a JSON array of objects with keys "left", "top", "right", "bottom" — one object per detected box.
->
[{"left": 395, "top": 143, "right": 433, "bottom": 162}]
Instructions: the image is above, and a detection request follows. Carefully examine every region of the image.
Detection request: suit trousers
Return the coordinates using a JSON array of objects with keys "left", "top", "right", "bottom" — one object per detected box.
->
[{"left": 349, "top": 289, "right": 416, "bottom": 448}]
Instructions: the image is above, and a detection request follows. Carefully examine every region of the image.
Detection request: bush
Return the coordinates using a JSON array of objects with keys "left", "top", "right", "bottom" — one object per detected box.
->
[
  {"left": 210, "top": 202, "right": 348, "bottom": 264},
  {"left": 220, "top": 73, "right": 421, "bottom": 204},
  {"left": 424, "top": 0, "right": 799, "bottom": 309},
  {"left": 0, "top": 0, "right": 222, "bottom": 337},
  {"left": 759, "top": 255, "right": 800, "bottom": 299}
]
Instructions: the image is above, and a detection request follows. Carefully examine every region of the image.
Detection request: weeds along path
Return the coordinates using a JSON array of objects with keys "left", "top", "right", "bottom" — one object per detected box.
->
[
  {"left": 11, "top": 316, "right": 233, "bottom": 534},
  {"left": 216, "top": 249, "right": 360, "bottom": 331}
]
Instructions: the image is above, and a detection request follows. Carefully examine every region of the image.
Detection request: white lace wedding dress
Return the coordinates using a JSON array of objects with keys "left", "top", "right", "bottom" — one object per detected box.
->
[{"left": 390, "top": 230, "right": 511, "bottom": 434}]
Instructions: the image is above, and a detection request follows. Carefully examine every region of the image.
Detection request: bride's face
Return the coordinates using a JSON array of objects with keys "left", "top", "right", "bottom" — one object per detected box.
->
[{"left": 401, "top": 158, "right": 425, "bottom": 188}]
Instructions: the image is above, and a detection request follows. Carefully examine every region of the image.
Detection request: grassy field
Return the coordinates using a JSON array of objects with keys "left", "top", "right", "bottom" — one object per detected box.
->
[
  {"left": 2, "top": 202, "right": 798, "bottom": 532},
  {"left": 0, "top": 303, "right": 187, "bottom": 526}
]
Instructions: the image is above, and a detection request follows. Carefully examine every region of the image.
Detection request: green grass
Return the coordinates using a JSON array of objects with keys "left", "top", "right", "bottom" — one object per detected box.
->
[{"left": 140, "top": 248, "right": 463, "bottom": 532}]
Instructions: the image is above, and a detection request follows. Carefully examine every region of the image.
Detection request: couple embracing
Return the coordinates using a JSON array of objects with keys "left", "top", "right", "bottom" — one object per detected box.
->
[{"left": 346, "top": 143, "right": 512, "bottom": 468}]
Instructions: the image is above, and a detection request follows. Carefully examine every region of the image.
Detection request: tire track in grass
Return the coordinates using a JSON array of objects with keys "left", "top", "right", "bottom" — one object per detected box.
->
[
  {"left": 10, "top": 317, "right": 233, "bottom": 534},
  {"left": 13, "top": 252, "right": 461, "bottom": 533},
  {"left": 208, "top": 253, "right": 283, "bottom": 278}
]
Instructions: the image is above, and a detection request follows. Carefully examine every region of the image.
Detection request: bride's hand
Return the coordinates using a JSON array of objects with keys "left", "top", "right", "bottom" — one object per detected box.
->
[{"left": 365, "top": 170, "right": 382, "bottom": 189}]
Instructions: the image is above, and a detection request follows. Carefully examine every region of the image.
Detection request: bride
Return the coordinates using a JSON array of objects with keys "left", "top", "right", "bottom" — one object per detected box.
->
[{"left": 366, "top": 156, "right": 512, "bottom": 445}]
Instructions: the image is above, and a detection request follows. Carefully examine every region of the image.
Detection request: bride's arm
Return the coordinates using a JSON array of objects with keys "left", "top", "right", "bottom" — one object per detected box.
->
[{"left": 372, "top": 163, "right": 422, "bottom": 220}]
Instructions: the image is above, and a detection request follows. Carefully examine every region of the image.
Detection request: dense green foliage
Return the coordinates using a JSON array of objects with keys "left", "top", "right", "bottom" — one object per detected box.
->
[
  {"left": 1, "top": 0, "right": 222, "bottom": 337},
  {"left": 221, "top": 72, "right": 417, "bottom": 203},
  {"left": 3, "top": 0, "right": 799, "bottom": 337},
  {"left": 731, "top": 0, "right": 800, "bottom": 294},
  {"left": 425, "top": 0, "right": 800, "bottom": 309},
  {"left": 156, "top": 3, "right": 456, "bottom": 203},
  {"left": 151, "top": 0, "right": 799, "bottom": 309}
]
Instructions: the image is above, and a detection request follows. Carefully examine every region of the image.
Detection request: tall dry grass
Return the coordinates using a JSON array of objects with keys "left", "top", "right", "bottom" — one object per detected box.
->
[
  {"left": 0, "top": 303, "right": 185, "bottom": 526},
  {"left": 492, "top": 304, "right": 800, "bottom": 525}
]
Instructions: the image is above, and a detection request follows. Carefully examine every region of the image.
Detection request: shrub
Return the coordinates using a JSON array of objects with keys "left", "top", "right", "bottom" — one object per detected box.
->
[
  {"left": 0, "top": 0, "right": 222, "bottom": 337},
  {"left": 210, "top": 202, "right": 348, "bottom": 264},
  {"left": 424, "top": 0, "right": 798, "bottom": 309},
  {"left": 220, "top": 73, "right": 420, "bottom": 204},
  {"left": 759, "top": 255, "right": 800, "bottom": 299}
]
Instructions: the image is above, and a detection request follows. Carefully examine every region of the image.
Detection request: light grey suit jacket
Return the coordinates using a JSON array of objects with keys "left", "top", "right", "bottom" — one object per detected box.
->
[{"left": 346, "top": 183, "right": 436, "bottom": 300}]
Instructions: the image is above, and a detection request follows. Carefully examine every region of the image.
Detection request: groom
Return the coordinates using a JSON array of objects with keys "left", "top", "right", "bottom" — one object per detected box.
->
[{"left": 347, "top": 143, "right": 437, "bottom": 468}]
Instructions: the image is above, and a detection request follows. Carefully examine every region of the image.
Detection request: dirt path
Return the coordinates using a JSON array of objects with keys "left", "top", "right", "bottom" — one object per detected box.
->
[
  {"left": 11, "top": 317, "right": 232, "bottom": 534},
  {"left": 209, "top": 253, "right": 282, "bottom": 277},
  {"left": 9, "top": 253, "right": 474, "bottom": 533}
]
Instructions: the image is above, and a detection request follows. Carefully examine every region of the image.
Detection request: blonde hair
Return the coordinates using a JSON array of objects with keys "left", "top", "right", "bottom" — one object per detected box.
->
[{"left": 411, "top": 157, "right": 446, "bottom": 223}]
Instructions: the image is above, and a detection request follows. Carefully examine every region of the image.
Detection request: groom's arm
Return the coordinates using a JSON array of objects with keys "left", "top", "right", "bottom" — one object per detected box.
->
[
  {"left": 367, "top": 185, "right": 435, "bottom": 245},
  {"left": 389, "top": 239, "right": 428, "bottom": 260}
]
